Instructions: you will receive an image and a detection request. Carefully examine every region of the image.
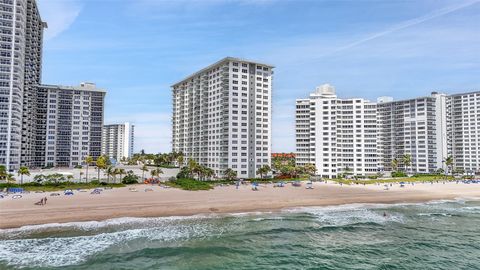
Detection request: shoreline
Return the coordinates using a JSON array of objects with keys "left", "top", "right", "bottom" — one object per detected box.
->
[{"left": 1, "top": 182, "right": 479, "bottom": 229}]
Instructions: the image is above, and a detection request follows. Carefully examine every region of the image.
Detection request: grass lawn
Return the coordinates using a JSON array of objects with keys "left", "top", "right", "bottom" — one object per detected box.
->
[{"left": 0, "top": 182, "right": 126, "bottom": 192}]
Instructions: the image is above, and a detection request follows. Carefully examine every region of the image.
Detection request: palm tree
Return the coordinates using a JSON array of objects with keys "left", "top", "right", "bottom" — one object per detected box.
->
[
  {"left": 0, "top": 165, "right": 7, "bottom": 182},
  {"left": 96, "top": 156, "right": 107, "bottom": 181},
  {"left": 177, "top": 152, "right": 184, "bottom": 167},
  {"left": 403, "top": 154, "right": 412, "bottom": 174},
  {"left": 187, "top": 159, "right": 199, "bottom": 179},
  {"left": 106, "top": 166, "right": 115, "bottom": 183},
  {"left": 116, "top": 168, "right": 126, "bottom": 182},
  {"left": 6, "top": 173, "right": 15, "bottom": 183},
  {"left": 256, "top": 165, "right": 271, "bottom": 179},
  {"left": 224, "top": 168, "right": 237, "bottom": 181},
  {"left": 204, "top": 167, "right": 215, "bottom": 180},
  {"left": 150, "top": 168, "right": 162, "bottom": 179},
  {"left": 141, "top": 165, "right": 149, "bottom": 180},
  {"left": 391, "top": 158, "right": 399, "bottom": 172},
  {"left": 17, "top": 166, "right": 30, "bottom": 185},
  {"left": 84, "top": 156, "right": 94, "bottom": 183},
  {"left": 444, "top": 156, "right": 454, "bottom": 177}
]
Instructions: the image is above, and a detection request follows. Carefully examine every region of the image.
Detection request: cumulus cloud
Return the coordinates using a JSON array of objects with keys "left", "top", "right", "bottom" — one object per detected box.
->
[{"left": 37, "top": 0, "right": 82, "bottom": 40}]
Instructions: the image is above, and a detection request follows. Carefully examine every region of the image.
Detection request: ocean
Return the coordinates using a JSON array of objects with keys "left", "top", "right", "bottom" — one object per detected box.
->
[{"left": 0, "top": 199, "right": 479, "bottom": 270}]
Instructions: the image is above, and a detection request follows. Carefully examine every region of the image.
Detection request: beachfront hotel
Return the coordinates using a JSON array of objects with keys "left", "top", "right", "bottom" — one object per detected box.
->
[
  {"left": 0, "top": 0, "right": 46, "bottom": 171},
  {"left": 101, "top": 122, "right": 135, "bottom": 162},
  {"left": 295, "top": 85, "right": 480, "bottom": 177},
  {"left": 376, "top": 92, "right": 448, "bottom": 174},
  {"left": 172, "top": 57, "right": 273, "bottom": 178},
  {"left": 446, "top": 91, "right": 480, "bottom": 174},
  {"left": 295, "top": 84, "right": 378, "bottom": 179},
  {"left": 35, "top": 83, "right": 105, "bottom": 168}
]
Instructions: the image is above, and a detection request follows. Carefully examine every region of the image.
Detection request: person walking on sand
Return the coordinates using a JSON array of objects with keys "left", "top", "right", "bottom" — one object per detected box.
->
[
  {"left": 44, "top": 197, "right": 47, "bottom": 205},
  {"left": 40, "top": 197, "right": 44, "bottom": 205}
]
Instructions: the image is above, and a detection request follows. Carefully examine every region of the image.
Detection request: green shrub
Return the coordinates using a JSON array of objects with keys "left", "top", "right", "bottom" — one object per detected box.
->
[
  {"left": 167, "top": 178, "right": 213, "bottom": 191},
  {"left": 176, "top": 167, "right": 191, "bottom": 179},
  {"left": 391, "top": 171, "right": 407, "bottom": 178},
  {"left": 122, "top": 174, "right": 139, "bottom": 184}
]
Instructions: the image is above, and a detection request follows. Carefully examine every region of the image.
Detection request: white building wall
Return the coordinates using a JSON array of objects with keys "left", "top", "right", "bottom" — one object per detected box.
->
[
  {"left": 295, "top": 84, "right": 378, "bottom": 179},
  {"left": 172, "top": 57, "right": 273, "bottom": 179}
]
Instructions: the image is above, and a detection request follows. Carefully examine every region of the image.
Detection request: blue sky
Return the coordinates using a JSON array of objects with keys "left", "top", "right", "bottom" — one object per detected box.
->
[{"left": 38, "top": 0, "right": 480, "bottom": 153}]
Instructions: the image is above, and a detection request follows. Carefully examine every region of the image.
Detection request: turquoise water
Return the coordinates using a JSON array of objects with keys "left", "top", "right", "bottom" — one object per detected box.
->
[{"left": 1, "top": 199, "right": 479, "bottom": 269}]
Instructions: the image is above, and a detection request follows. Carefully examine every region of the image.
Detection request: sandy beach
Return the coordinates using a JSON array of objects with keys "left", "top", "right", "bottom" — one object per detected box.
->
[{"left": 1, "top": 181, "right": 479, "bottom": 229}]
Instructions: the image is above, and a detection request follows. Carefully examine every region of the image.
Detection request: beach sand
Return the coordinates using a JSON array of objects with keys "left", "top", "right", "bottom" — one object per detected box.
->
[{"left": 1, "top": 181, "right": 479, "bottom": 229}]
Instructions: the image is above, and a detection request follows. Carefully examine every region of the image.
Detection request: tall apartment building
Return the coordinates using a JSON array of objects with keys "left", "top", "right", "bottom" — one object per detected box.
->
[
  {"left": 102, "top": 122, "right": 134, "bottom": 162},
  {"left": 35, "top": 83, "right": 105, "bottom": 168},
  {"left": 172, "top": 57, "right": 273, "bottom": 178},
  {"left": 0, "top": 0, "right": 46, "bottom": 170},
  {"left": 376, "top": 92, "right": 447, "bottom": 173},
  {"left": 446, "top": 91, "right": 480, "bottom": 174},
  {"left": 295, "top": 84, "right": 378, "bottom": 179}
]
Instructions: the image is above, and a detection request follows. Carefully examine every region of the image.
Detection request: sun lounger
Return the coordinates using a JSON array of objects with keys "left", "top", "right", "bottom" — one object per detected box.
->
[
  {"left": 144, "top": 188, "right": 153, "bottom": 192},
  {"left": 12, "top": 195, "right": 22, "bottom": 199},
  {"left": 50, "top": 193, "right": 60, "bottom": 196}
]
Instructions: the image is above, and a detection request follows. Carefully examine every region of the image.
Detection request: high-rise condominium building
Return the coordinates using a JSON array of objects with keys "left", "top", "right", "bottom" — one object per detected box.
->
[
  {"left": 296, "top": 84, "right": 378, "bottom": 179},
  {"left": 0, "top": 0, "right": 46, "bottom": 170},
  {"left": 377, "top": 92, "right": 447, "bottom": 173},
  {"left": 35, "top": 83, "right": 105, "bottom": 168},
  {"left": 102, "top": 122, "right": 135, "bottom": 162},
  {"left": 446, "top": 91, "right": 480, "bottom": 173},
  {"left": 172, "top": 57, "right": 273, "bottom": 178}
]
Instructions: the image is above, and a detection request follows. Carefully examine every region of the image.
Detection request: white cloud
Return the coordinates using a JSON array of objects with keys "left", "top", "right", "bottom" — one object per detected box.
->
[{"left": 37, "top": 0, "right": 82, "bottom": 40}]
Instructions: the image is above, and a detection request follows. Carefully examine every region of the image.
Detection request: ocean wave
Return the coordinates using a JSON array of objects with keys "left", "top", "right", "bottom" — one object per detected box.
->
[
  {"left": 0, "top": 215, "right": 216, "bottom": 239},
  {"left": 285, "top": 203, "right": 404, "bottom": 226},
  {"left": 0, "top": 216, "right": 217, "bottom": 268}
]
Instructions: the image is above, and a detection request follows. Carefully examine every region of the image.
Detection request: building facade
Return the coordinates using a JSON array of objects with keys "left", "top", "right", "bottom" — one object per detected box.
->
[
  {"left": 35, "top": 83, "right": 105, "bottom": 168},
  {"left": 295, "top": 84, "right": 378, "bottom": 179},
  {"left": 377, "top": 92, "right": 447, "bottom": 174},
  {"left": 446, "top": 91, "right": 480, "bottom": 174},
  {"left": 0, "top": 0, "right": 45, "bottom": 170},
  {"left": 172, "top": 57, "right": 273, "bottom": 178},
  {"left": 102, "top": 122, "right": 134, "bottom": 162}
]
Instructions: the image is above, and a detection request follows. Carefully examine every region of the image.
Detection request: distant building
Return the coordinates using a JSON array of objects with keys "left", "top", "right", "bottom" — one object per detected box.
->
[
  {"left": 296, "top": 84, "right": 378, "bottom": 179},
  {"left": 36, "top": 83, "right": 106, "bottom": 167},
  {"left": 102, "top": 122, "right": 135, "bottom": 162},
  {"left": 172, "top": 57, "right": 273, "bottom": 178}
]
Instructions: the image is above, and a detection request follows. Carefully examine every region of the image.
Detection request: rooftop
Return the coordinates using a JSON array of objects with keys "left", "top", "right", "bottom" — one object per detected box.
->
[
  {"left": 171, "top": 57, "right": 274, "bottom": 88},
  {"left": 38, "top": 82, "right": 106, "bottom": 93}
]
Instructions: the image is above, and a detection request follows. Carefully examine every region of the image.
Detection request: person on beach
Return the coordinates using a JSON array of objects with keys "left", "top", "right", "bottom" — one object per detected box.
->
[{"left": 44, "top": 197, "right": 47, "bottom": 205}]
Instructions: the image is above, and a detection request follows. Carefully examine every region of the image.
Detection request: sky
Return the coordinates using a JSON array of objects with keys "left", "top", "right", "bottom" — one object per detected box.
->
[{"left": 37, "top": 0, "right": 480, "bottom": 153}]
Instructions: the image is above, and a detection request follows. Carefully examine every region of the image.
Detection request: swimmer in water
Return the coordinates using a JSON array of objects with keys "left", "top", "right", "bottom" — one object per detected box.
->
[{"left": 383, "top": 212, "right": 387, "bottom": 218}]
